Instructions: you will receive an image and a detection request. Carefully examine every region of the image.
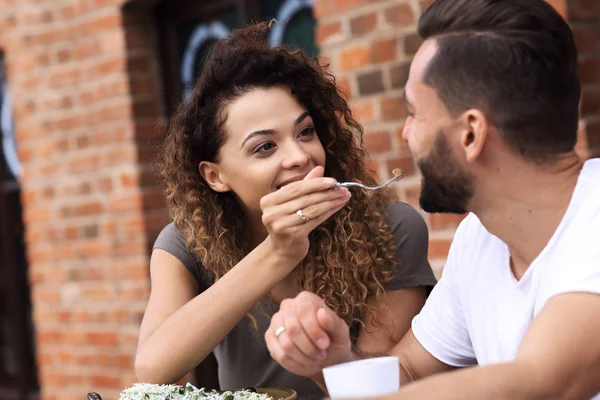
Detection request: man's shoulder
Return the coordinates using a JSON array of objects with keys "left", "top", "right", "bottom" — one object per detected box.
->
[
  {"left": 453, "top": 212, "right": 496, "bottom": 245},
  {"left": 562, "top": 159, "right": 600, "bottom": 243}
]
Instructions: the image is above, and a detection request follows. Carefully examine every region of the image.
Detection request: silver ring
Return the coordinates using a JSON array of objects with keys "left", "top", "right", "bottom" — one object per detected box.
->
[
  {"left": 275, "top": 326, "right": 286, "bottom": 338},
  {"left": 296, "top": 209, "right": 310, "bottom": 223}
]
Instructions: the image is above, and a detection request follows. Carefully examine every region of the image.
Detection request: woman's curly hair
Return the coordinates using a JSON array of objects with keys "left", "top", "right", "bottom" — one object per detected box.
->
[{"left": 158, "top": 22, "right": 399, "bottom": 336}]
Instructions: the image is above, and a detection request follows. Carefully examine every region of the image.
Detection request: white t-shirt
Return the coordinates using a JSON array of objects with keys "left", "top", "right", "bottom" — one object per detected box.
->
[{"left": 412, "top": 159, "right": 600, "bottom": 398}]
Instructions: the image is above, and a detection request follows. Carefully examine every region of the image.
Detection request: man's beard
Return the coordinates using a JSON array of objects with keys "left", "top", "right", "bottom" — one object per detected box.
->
[{"left": 417, "top": 132, "right": 474, "bottom": 214}]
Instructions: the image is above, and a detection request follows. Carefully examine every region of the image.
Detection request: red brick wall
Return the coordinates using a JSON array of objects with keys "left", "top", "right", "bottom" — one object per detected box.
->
[
  {"left": 0, "top": 0, "right": 597, "bottom": 399},
  {"left": 0, "top": 1, "right": 166, "bottom": 399},
  {"left": 315, "top": 0, "right": 599, "bottom": 277},
  {"left": 568, "top": 0, "right": 600, "bottom": 158}
]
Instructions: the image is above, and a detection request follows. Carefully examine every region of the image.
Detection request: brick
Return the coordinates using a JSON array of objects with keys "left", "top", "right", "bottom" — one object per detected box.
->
[
  {"left": 40, "top": 371, "right": 66, "bottom": 387},
  {"left": 581, "top": 87, "right": 600, "bottom": 117},
  {"left": 579, "top": 56, "right": 600, "bottom": 84},
  {"left": 586, "top": 119, "right": 600, "bottom": 152},
  {"left": 92, "top": 56, "right": 126, "bottom": 75},
  {"left": 428, "top": 238, "right": 453, "bottom": 260},
  {"left": 390, "top": 62, "right": 410, "bottom": 88},
  {"left": 316, "top": 21, "right": 343, "bottom": 45},
  {"left": 566, "top": 0, "right": 600, "bottom": 20},
  {"left": 37, "top": 330, "right": 64, "bottom": 345},
  {"left": 386, "top": 155, "right": 416, "bottom": 176},
  {"left": 403, "top": 33, "right": 423, "bottom": 56},
  {"left": 364, "top": 130, "right": 392, "bottom": 153},
  {"left": 120, "top": 285, "right": 150, "bottom": 302},
  {"left": 142, "top": 189, "right": 167, "bottom": 210},
  {"left": 132, "top": 98, "right": 162, "bottom": 118},
  {"left": 340, "top": 46, "right": 370, "bottom": 71},
  {"left": 381, "top": 95, "right": 409, "bottom": 121},
  {"left": 127, "top": 51, "right": 156, "bottom": 74},
  {"left": 335, "top": 76, "right": 353, "bottom": 99},
  {"left": 357, "top": 70, "right": 385, "bottom": 96},
  {"left": 350, "top": 12, "right": 377, "bottom": 36},
  {"left": 351, "top": 100, "right": 375, "bottom": 124},
  {"left": 429, "top": 213, "right": 467, "bottom": 230},
  {"left": 572, "top": 23, "right": 600, "bottom": 53},
  {"left": 313, "top": 1, "right": 334, "bottom": 18},
  {"left": 125, "top": 28, "right": 155, "bottom": 49},
  {"left": 370, "top": 37, "right": 397, "bottom": 63},
  {"left": 365, "top": 159, "right": 382, "bottom": 178},
  {"left": 315, "top": 0, "right": 375, "bottom": 18},
  {"left": 90, "top": 374, "right": 122, "bottom": 389},
  {"left": 82, "top": 284, "right": 115, "bottom": 301},
  {"left": 87, "top": 13, "right": 122, "bottom": 32},
  {"left": 384, "top": 4, "right": 415, "bottom": 26},
  {"left": 402, "top": 182, "right": 422, "bottom": 207},
  {"left": 86, "top": 332, "right": 119, "bottom": 346}
]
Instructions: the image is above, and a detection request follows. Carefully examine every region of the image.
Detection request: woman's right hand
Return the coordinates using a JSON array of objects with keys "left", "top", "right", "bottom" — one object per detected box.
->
[{"left": 260, "top": 166, "right": 351, "bottom": 266}]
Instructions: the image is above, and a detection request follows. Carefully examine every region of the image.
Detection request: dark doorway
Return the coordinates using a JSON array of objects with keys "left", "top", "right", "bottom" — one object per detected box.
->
[{"left": 0, "top": 54, "right": 39, "bottom": 400}]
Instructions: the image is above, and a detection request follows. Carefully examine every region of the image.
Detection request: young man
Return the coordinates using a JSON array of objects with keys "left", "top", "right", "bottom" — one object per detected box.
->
[{"left": 263, "top": 0, "right": 600, "bottom": 398}]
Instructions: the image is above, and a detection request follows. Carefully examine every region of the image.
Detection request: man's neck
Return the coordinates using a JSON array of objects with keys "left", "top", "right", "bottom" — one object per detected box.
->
[{"left": 471, "top": 154, "right": 583, "bottom": 280}]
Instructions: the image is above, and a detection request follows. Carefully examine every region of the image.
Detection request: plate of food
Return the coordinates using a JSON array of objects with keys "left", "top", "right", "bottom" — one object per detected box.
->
[{"left": 88, "top": 383, "right": 297, "bottom": 400}]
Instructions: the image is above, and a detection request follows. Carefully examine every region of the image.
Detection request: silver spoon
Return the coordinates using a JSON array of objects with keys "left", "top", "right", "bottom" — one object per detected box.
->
[{"left": 336, "top": 169, "right": 403, "bottom": 190}]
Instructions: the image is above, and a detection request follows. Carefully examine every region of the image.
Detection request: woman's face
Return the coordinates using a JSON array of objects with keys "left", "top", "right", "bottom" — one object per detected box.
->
[{"left": 201, "top": 86, "right": 327, "bottom": 217}]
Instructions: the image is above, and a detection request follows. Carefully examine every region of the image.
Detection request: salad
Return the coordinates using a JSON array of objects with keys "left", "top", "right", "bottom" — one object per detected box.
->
[{"left": 119, "top": 383, "right": 274, "bottom": 400}]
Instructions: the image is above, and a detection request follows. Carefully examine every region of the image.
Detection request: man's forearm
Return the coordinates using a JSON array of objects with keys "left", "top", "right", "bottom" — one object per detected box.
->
[
  {"left": 353, "top": 348, "right": 417, "bottom": 387},
  {"left": 311, "top": 350, "right": 362, "bottom": 393},
  {"left": 382, "top": 362, "right": 549, "bottom": 400},
  {"left": 311, "top": 347, "right": 421, "bottom": 395}
]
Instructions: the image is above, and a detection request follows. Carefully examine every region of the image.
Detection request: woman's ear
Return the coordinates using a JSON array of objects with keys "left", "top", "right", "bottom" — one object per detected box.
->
[{"left": 199, "top": 161, "right": 231, "bottom": 193}]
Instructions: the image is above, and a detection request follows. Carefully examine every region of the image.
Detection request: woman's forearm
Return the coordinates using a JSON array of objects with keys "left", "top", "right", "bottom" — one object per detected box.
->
[{"left": 135, "top": 239, "right": 294, "bottom": 383}]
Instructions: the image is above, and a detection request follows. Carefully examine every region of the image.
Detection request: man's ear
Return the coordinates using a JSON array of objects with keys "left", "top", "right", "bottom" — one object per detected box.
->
[
  {"left": 460, "top": 109, "right": 488, "bottom": 163},
  {"left": 199, "top": 161, "right": 231, "bottom": 193}
]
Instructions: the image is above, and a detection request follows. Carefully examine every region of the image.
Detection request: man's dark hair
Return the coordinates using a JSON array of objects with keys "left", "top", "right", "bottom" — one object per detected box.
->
[{"left": 418, "top": 0, "right": 581, "bottom": 164}]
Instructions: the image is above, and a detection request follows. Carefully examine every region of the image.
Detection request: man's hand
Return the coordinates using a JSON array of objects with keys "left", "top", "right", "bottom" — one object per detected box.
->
[{"left": 265, "top": 291, "right": 354, "bottom": 377}]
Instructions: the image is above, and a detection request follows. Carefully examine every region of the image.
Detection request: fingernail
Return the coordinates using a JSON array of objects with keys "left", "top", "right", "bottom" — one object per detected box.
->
[
  {"left": 317, "top": 338, "right": 328, "bottom": 349},
  {"left": 322, "top": 178, "right": 336, "bottom": 185}
]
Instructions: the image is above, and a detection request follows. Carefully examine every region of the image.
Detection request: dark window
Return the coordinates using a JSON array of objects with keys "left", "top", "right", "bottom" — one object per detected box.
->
[{"left": 156, "top": 0, "right": 318, "bottom": 112}]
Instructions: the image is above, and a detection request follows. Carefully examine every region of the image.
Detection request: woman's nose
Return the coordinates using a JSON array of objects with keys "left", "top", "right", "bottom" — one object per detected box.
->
[{"left": 281, "top": 143, "right": 310, "bottom": 169}]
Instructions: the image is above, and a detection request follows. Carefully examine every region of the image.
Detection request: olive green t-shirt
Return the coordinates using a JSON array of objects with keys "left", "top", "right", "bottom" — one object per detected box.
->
[{"left": 153, "top": 202, "right": 436, "bottom": 397}]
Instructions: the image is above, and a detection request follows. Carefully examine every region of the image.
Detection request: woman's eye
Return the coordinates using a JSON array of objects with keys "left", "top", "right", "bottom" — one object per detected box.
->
[
  {"left": 253, "top": 141, "right": 276, "bottom": 154},
  {"left": 298, "top": 126, "right": 316, "bottom": 139}
]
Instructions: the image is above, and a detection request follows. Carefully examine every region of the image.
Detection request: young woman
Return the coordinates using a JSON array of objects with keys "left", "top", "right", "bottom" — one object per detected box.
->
[{"left": 135, "top": 22, "right": 436, "bottom": 397}]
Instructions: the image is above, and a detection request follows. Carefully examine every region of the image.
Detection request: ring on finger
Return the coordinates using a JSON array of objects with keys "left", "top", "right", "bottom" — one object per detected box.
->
[
  {"left": 296, "top": 209, "right": 310, "bottom": 223},
  {"left": 275, "top": 326, "right": 286, "bottom": 338}
]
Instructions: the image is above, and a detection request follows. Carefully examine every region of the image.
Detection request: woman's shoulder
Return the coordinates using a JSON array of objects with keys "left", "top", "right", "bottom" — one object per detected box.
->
[
  {"left": 154, "top": 221, "right": 187, "bottom": 250},
  {"left": 384, "top": 201, "right": 428, "bottom": 236},
  {"left": 154, "top": 222, "right": 209, "bottom": 287},
  {"left": 382, "top": 202, "right": 437, "bottom": 289}
]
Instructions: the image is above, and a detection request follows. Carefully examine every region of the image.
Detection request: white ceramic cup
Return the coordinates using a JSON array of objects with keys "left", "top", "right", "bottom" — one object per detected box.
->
[{"left": 322, "top": 356, "right": 400, "bottom": 399}]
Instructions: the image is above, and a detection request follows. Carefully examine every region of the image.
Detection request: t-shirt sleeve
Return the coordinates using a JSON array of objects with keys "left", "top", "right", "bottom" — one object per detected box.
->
[
  {"left": 411, "top": 216, "right": 477, "bottom": 367},
  {"left": 153, "top": 222, "right": 208, "bottom": 288},
  {"left": 540, "top": 212, "right": 600, "bottom": 304},
  {"left": 384, "top": 202, "right": 437, "bottom": 290}
]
